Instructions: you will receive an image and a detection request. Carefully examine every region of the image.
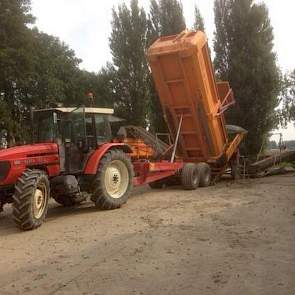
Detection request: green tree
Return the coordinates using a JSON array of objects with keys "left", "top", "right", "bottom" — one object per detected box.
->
[
  {"left": 0, "top": 0, "right": 105, "bottom": 142},
  {"left": 109, "top": 0, "right": 149, "bottom": 126},
  {"left": 74, "top": 66, "right": 115, "bottom": 108},
  {"left": 281, "top": 71, "right": 295, "bottom": 124},
  {"left": 214, "top": 0, "right": 280, "bottom": 155},
  {"left": 0, "top": 0, "right": 36, "bottom": 140},
  {"left": 29, "top": 29, "right": 82, "bottom": 107},
  {"left": 147, "top": 0, "right": 186, "bottom": 133},
  {"left": 193, "top": 5, "right": 205, "bottom": 31},
  {"left": 148, "top": 0, "right": 186, "bottom": 39}
]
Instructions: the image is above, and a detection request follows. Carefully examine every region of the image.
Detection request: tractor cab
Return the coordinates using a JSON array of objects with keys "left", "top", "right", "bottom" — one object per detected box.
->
[{"left": 33, "top": 107, "right": 116, "bottom": 173}]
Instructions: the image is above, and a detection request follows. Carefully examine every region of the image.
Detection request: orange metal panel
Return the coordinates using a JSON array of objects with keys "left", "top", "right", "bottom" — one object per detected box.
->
[{"left": 147, "top": 30, "right": 234, "bottom": 163}]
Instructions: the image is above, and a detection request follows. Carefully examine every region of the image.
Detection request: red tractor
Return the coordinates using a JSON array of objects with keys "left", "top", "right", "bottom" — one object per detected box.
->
[{"left": 0, "top": 106, "right": 185, "bottom": 230}]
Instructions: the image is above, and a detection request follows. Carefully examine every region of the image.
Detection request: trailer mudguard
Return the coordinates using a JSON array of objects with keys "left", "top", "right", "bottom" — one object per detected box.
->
[{"left": 83, "top": 143, "right": 133, "bottom": 175}]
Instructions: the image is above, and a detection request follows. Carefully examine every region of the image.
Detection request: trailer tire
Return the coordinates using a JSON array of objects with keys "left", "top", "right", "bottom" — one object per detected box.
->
[
  {"left": 197, "top": 163, "right": 211, "bottom": 187},
  {"left": 91, "top": 149, "right": 133, "bottom": 210},
  {"left": 181, "top": 163, "right": 200, "bottom": 190},
  {"left": 12, "top": 169, "right": 50, "bottom": 230}
]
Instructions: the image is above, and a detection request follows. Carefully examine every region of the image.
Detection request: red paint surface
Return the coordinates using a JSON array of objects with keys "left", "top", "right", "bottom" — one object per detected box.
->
[
  {"left": 133, "top": 161, "right": 183, "bottom": 186},
  {"left": 0, "top": 143, "right": 60, "bottom": 185},
  {"left": 84, "top": 143, "right": 132, "bottom": 175}
]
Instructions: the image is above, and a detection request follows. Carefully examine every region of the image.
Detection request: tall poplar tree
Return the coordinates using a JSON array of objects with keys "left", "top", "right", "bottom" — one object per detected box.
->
[
  {"left": 109, "top": 0, "right": 149, "bottom": 126},
  {"left": 214, "top": 0, "right": 280, "bottom": 155},
  {"left": 148, "top": 0, "right": 186, "bottom": 41},
  {"left": 147, "top": 0, "right": 186, "bottom": 132},
  {"left": 281, "top": 71, "right": 295, "bottom": 124},
  {"left": 193, "top": 5, "right": 205, "bottom": 31}
]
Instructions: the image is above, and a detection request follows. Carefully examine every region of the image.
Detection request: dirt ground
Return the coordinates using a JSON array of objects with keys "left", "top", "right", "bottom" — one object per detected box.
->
[{"left": 0, "top": 174, "right": 294, "bottom": 295}]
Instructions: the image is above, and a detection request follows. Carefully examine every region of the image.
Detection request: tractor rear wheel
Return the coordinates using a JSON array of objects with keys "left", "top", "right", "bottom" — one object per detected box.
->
[
  {"left": 197, "top": 163, "right": 211, "bottom": 187},
  {"left": 12, "top": 169, "right": 50, "bottom": 230},
  {"left": 91, "top": 150, "right": 133, "bottom": 210},
  {"left": 181, "top": 163, "right": 200, "bottom": 190}
]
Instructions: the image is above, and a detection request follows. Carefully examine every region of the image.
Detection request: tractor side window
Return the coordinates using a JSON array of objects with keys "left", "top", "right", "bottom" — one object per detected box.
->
[
  {"left": 72, "top": 113, "right": 86, "bottom": 140},
  {"left": 95, "top": 115, "right": 110, "bottom": 144},
  {"left": 85, "top": 115, "right": 96, "bottom": 149}
]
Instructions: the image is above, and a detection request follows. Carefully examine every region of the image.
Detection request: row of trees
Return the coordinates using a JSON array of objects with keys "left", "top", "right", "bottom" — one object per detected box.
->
[
  {"left": 0, "top": 0, "right": 113, "bottom": 142},
  {"left": 0, "top": 0, "right": 294, "bottom": 154},
  {"left": 109, "top": 0, "right": 286, "bottom": 154}
]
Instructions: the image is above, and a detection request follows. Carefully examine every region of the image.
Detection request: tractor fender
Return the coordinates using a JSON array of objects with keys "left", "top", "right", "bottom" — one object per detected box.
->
[{"left": 84, "top": 143, "right": 132, "bottom": 175}]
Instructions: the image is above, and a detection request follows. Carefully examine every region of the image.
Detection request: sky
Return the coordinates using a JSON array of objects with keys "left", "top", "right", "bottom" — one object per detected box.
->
[{"left": 31, "top": 0, "right": 295, "bottom": 140}]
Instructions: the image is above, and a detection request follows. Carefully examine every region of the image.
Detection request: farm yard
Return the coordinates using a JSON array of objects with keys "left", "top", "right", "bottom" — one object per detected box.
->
[{"left": 1, "top": 174, "right": 294, "bottom": 295}]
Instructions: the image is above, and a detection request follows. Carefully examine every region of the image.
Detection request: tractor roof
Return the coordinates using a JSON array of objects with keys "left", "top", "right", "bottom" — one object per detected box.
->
[{"left": 33, "top": 107, "right": 114, "bottom": 115}]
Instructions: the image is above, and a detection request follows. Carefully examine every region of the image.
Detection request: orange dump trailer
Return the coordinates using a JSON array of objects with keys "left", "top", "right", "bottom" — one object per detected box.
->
[{"left": 147, "top": 30, "right": 246, "bottom": 174}]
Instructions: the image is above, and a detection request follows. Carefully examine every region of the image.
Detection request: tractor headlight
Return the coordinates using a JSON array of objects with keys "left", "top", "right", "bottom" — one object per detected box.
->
[{"left": 0, "top": 161, "right": 10, "bottom": 181}]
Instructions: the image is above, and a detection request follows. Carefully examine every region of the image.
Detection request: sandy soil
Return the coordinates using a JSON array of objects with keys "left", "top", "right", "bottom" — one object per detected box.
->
[{"left": 0, "top": 174, "right": 294, "bottom": 295}]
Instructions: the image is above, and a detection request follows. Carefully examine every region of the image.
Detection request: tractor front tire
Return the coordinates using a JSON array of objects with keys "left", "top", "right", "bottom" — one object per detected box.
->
[
  {"left": 12, "top": 169, "right": 50, "bottom": 230},
  {"left": 91, "top": 150, "right": 134, "bottom": 210},
  {"left": 181, "top": 163, "right": 200, "bottom": 190},
  {"left": 197, "top": 163, "right": 212, "bottom": 187}
]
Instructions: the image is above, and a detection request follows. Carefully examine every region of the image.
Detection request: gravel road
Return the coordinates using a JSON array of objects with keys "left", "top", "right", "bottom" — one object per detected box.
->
[{"left": 0, "top": 174, "right": 294, "bottom": 295}]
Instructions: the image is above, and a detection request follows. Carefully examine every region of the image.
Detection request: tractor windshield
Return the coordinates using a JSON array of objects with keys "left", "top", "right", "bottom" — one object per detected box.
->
[{"left": 70, "top": 107, "right": 111, "bottom": 146}]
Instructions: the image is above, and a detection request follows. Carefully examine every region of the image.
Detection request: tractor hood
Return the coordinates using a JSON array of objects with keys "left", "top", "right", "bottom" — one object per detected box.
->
[{"left": 0, "top": 143, "right": 58, "bottom": 161}]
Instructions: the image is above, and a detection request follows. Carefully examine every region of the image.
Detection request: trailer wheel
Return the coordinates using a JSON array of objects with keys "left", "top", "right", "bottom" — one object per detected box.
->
[
  {"left": 181, "top": 163, "right": 200, "bottom": 190},
  {"left": 197, "top": 163, "right": 211, "bottom": 187},
  {"left": 91, "top": 149, "right": 134, "bottom": 210},
  {"left": 12, "top": 169, "right": 50, "bottom": 230}
]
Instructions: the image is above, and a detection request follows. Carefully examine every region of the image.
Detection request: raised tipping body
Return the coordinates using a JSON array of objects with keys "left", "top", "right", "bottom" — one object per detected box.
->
[{"left": 147, "top": 30, "right": 244, "bottom": 165}]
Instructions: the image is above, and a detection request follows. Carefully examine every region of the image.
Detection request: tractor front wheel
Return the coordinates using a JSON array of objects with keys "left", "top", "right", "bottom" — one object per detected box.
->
[
  {"left": 12, "top": 169, "right": 50, "bottom": 230},
  {"left": 91, "top": 150, "right": 133, "bottom": 210}
]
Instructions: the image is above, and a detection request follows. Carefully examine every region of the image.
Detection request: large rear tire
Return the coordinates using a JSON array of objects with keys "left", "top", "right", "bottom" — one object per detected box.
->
[
  {"left": 12, "top": 169, "right": 50, "bottom": 230},
  {"left": 181, "top": 163, "right": 200, "bottom": 190},
  {"left": 197, "top": 163, "right": 211, "bottom": 187},
  {"left": 91, "top": 150, "right": 133, "bottom": 210}
]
